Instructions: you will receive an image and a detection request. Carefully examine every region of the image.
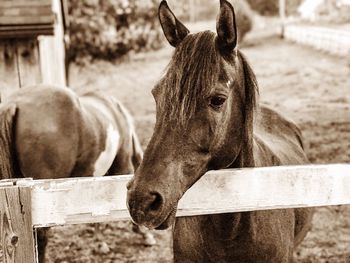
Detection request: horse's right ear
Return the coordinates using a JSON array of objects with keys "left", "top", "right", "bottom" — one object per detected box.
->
[{"left": 158, "top": 0, "right": 190, "bottom": 47}]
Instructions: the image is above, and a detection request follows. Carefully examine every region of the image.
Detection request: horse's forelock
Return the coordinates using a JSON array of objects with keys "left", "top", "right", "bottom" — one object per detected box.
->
[{"left": 157, "top": 31, "right": 223, "bottom": 126}]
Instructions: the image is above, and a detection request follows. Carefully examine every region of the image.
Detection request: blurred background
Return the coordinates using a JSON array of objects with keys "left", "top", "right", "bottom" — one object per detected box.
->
[{"left": 30, "top": 0, "right": 350, "bottom": 262}]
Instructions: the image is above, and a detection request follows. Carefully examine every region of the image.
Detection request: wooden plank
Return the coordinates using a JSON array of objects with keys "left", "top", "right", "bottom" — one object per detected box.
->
[
  {"left": 60, "top": 0, "right": 69, "bottom": 30},
  {"left": 279, "top": 0, "right": 286, "bottom": 37},
  {"left": 17, "top": 164, "right": 350, "bottom": 228},
  {"left": 38, "top": 0, "right": 66, "bottom": 86},
  {"left": 0, "top": 5, "right": 52, "bottom": 16},
  {"left": 0, "top": 40, "right": 20, "bottom": 101},
  {"left": 0, "top": 185, "right": 36, "bottom": 262},
  {"left": 16, "top": 39, "right": 41, "bottom": 87},
  {"left": 0, "top": 26, "right": 54, "bottom": 39},
  {"left": 0, "top": 29, "right": 54, "bottom": 39},
  {"left": 0, "top": 1, "right": 51, "bottom": 9},
  {"left": 0, "top": 25, "right": 53, "bottom": 32},
  {"left": 0, "top": 15, "right": 55, "bottom": 26}
]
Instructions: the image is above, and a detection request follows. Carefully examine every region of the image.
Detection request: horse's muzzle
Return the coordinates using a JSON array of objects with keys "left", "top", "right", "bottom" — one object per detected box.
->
[{"left": 127, "top": 180, "right": 167, "bottom": 229}]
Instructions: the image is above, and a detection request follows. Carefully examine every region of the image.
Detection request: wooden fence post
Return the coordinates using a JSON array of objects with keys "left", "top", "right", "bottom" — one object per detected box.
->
[
  {"left": 279, "top": 0, "right": 286, "bottom": 38},
  {"left": 0, "top": 180, "right": 36, "bottom": 263}
]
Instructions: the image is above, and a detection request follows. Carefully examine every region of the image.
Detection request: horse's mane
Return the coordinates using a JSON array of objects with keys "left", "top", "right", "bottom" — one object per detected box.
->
[
  {"left": 237, "top": 49, "right": 259, "bottom": 122},
  {"left": 156, "top": 30, "right": 259, "bottom": 127}
]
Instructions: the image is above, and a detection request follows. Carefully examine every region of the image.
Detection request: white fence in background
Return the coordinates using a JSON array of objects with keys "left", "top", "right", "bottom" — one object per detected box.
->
[{"left": 284, "top": 24, "right": 350, "bottom": 56}]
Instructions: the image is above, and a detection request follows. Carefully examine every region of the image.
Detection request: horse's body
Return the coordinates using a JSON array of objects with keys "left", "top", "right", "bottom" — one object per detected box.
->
[
  {"left": 0, "top": 84, "right": 152, "bottom": 262},
  {"left": 1, "top": 85, "right": 141, "bottom": 180},
  {"left": 127, "top": 1, "right": 313, "bottom": 262}
]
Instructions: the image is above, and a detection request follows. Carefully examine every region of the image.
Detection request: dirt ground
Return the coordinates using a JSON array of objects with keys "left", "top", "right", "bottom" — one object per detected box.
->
[{"left": 44, "top": 32, "right": 350, "bottom": 262}]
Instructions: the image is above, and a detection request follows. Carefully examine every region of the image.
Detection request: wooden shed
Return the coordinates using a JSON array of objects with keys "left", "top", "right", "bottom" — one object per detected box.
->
[{"left": 0, "top": 0, "right": 68, "bottom": 100}]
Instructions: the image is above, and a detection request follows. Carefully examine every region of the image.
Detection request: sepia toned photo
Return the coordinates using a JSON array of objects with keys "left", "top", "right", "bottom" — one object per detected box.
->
[{"left": 0, "top": 0, "right": 349, "bottom": 262}]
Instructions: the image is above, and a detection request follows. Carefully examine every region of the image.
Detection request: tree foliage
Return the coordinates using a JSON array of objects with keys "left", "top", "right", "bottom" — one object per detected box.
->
[
  {"left": 67, "top": 0, "right": 163, "bottom": 61},
  {"left": 246, "top": 0, "right": 302, "bottom": 16}
]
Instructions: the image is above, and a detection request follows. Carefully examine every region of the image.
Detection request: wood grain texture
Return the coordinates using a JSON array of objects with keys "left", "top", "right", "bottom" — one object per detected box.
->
[
  {"left": 0, "top": 28, "right": 54, "bottom": 39},
  {"left": 0, "top": 1, "right": 51, "bottom": 9},
  {"left": 38, "top": 0, "right": 66, "bottom": 86},
  {"left": 0, "top": 15, "right": 55, "bottom": 26},
  {"left": 15, "top": 164, "right": 350, "bottom": 228},
  {"left": 0, "top": 41, "right": 19, "bottom": 101},
  {"left": 0, "top": 5, "right": 52, "bottom": 17},
  {"left": 17, "top": 39, "right": 41, "bottom": 87},
  {"left": 0, "top": 39, "right": 41, "bottom": 100},
  {"left": 0, "top": 0, "right": 54, "bottom": 38},
  {"left": 0, "top": 185, "right": 36, "bottom": 263}
]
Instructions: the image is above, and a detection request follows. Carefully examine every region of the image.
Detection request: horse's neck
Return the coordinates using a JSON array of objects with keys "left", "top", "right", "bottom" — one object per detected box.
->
[
  {"left": 176, "top": 129, "right": 256, "bottom": 247},
  {"left": 229, "top": 129, "right": 255, "bottom": 168}
]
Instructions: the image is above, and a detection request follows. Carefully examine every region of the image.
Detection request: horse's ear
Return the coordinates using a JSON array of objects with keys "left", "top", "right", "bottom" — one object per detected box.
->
[
  {"left": 158, "top": 0, "right": 190, "bottom": 47},
  {"left": 216, "top": 0, "right": 237, "bottom": 54}
]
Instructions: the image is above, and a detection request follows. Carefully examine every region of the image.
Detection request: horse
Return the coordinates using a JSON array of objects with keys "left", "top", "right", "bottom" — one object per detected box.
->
[
  {"left": 0, "top": 84, "right": 155, "bottom": 262},
  {"left": 127, "top": 1, "right": 314, "bottom": 262}
]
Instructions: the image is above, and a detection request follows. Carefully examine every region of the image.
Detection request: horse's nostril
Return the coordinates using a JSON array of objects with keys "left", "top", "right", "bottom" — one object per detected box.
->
[
  {"left": 126, "top": 178, "right": 134, "bottom": 190},
  {"left": 149, "top": 192, "right": 163, "bottom": 212}
]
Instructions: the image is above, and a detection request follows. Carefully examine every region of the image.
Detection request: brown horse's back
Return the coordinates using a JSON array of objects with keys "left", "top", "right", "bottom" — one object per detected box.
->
[
  {"left": 4, "top": 85, "right": 81, "bottom": 179},
  {"left": 254, "top": 105, "right": 313, "bottom": 248},
  {"left": 1, "top": 85, "right": 141, "bottom": 180}
]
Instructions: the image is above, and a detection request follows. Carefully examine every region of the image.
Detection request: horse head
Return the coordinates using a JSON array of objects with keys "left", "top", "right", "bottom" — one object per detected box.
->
[{"left": 127, "top": 0, "right": 258, "bottom": 229}]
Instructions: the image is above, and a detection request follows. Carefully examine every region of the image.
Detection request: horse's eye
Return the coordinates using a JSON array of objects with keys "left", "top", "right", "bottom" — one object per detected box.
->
[{"left": 209, "top": 96, "right": 226, "bottom": 109}]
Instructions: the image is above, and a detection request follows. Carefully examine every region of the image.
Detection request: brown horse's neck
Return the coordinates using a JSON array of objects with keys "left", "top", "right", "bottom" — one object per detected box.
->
[
  {"left": 174, "top": 112, "right": 257, "bottom": 261},
  {"left": 230, "top": 115, "right": 255, "bottom": 168},
  {"left": 233, "top": 52, "right": 257, "bottom": 169}
]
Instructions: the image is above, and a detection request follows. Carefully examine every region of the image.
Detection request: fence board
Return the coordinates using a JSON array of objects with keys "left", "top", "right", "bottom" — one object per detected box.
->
[
  {"left": 38, "top": 0, "right": 66, "bottom": 87},
  {"left": 17, "top": 164, "right": 350, "bottom": 228},
  {"left": 17, "top": 39, "right": 41, "bottom": 87},
  {"left": 0, "top": 184, "right": 36, "bottom": 262},
  {"left": 0, "top": 41, "right": 19, "bottom": 101}
]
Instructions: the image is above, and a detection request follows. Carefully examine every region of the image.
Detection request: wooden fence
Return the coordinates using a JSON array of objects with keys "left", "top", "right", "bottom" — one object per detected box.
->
[
  {"left": 284, "top": 24, "right": 350, "bottom": 56},
  {"left": 1, "top": 164, "right": 350, "bottom": 262},
  {"left": 279, "top": 0, "right": 350, "bottom": 56}
]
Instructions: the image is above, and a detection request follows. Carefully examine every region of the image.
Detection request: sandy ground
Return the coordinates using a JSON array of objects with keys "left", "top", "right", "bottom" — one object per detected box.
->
[{"left": 41, "top": 32, "right": 350, "bottom": 262}]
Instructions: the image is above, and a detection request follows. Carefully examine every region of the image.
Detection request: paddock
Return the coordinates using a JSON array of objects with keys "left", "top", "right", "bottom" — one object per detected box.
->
[
  {"left": 0, "top": 34, "right": 349, "bottom": 261},
  {"left": 1, "top": 3, "right": 350, "bottom": 262},
  {"left": 66, "top": 34, "right": 350, "bottom": 262}
]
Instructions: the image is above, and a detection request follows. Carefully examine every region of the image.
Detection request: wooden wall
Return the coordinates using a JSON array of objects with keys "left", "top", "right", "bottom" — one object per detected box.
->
[{"left": 0, "top": 0, "right": 67, "bottom": 102}]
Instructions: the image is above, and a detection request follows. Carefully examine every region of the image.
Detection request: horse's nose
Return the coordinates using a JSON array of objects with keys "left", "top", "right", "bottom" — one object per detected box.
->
[
  {"left": 147, "top": 191, "right": 163, "bottom": 212},
  {"left": 127, "top": 188, "right": 164, "bottom": 225}
]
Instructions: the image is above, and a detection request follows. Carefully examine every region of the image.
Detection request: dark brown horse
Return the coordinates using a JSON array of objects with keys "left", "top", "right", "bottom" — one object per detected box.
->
[
  {"left": 0, "top": 85, "right": 154, "bottom": 262},
  {"left": 127, "top": 1, "right": 313, "bottom": 262}
]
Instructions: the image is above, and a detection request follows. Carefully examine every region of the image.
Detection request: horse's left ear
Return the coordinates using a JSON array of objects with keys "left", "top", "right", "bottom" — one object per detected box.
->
[
  {"left": 158, "top": 0, "right": 190, "bottom": 47},
  {"left": 216, "top": 0, "right": 237, "bottom": 54}
]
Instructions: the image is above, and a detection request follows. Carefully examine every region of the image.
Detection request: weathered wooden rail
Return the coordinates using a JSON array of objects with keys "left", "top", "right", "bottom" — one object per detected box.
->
[{"left": 1, "top": 164, "right": 350, "bottom": 262}]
